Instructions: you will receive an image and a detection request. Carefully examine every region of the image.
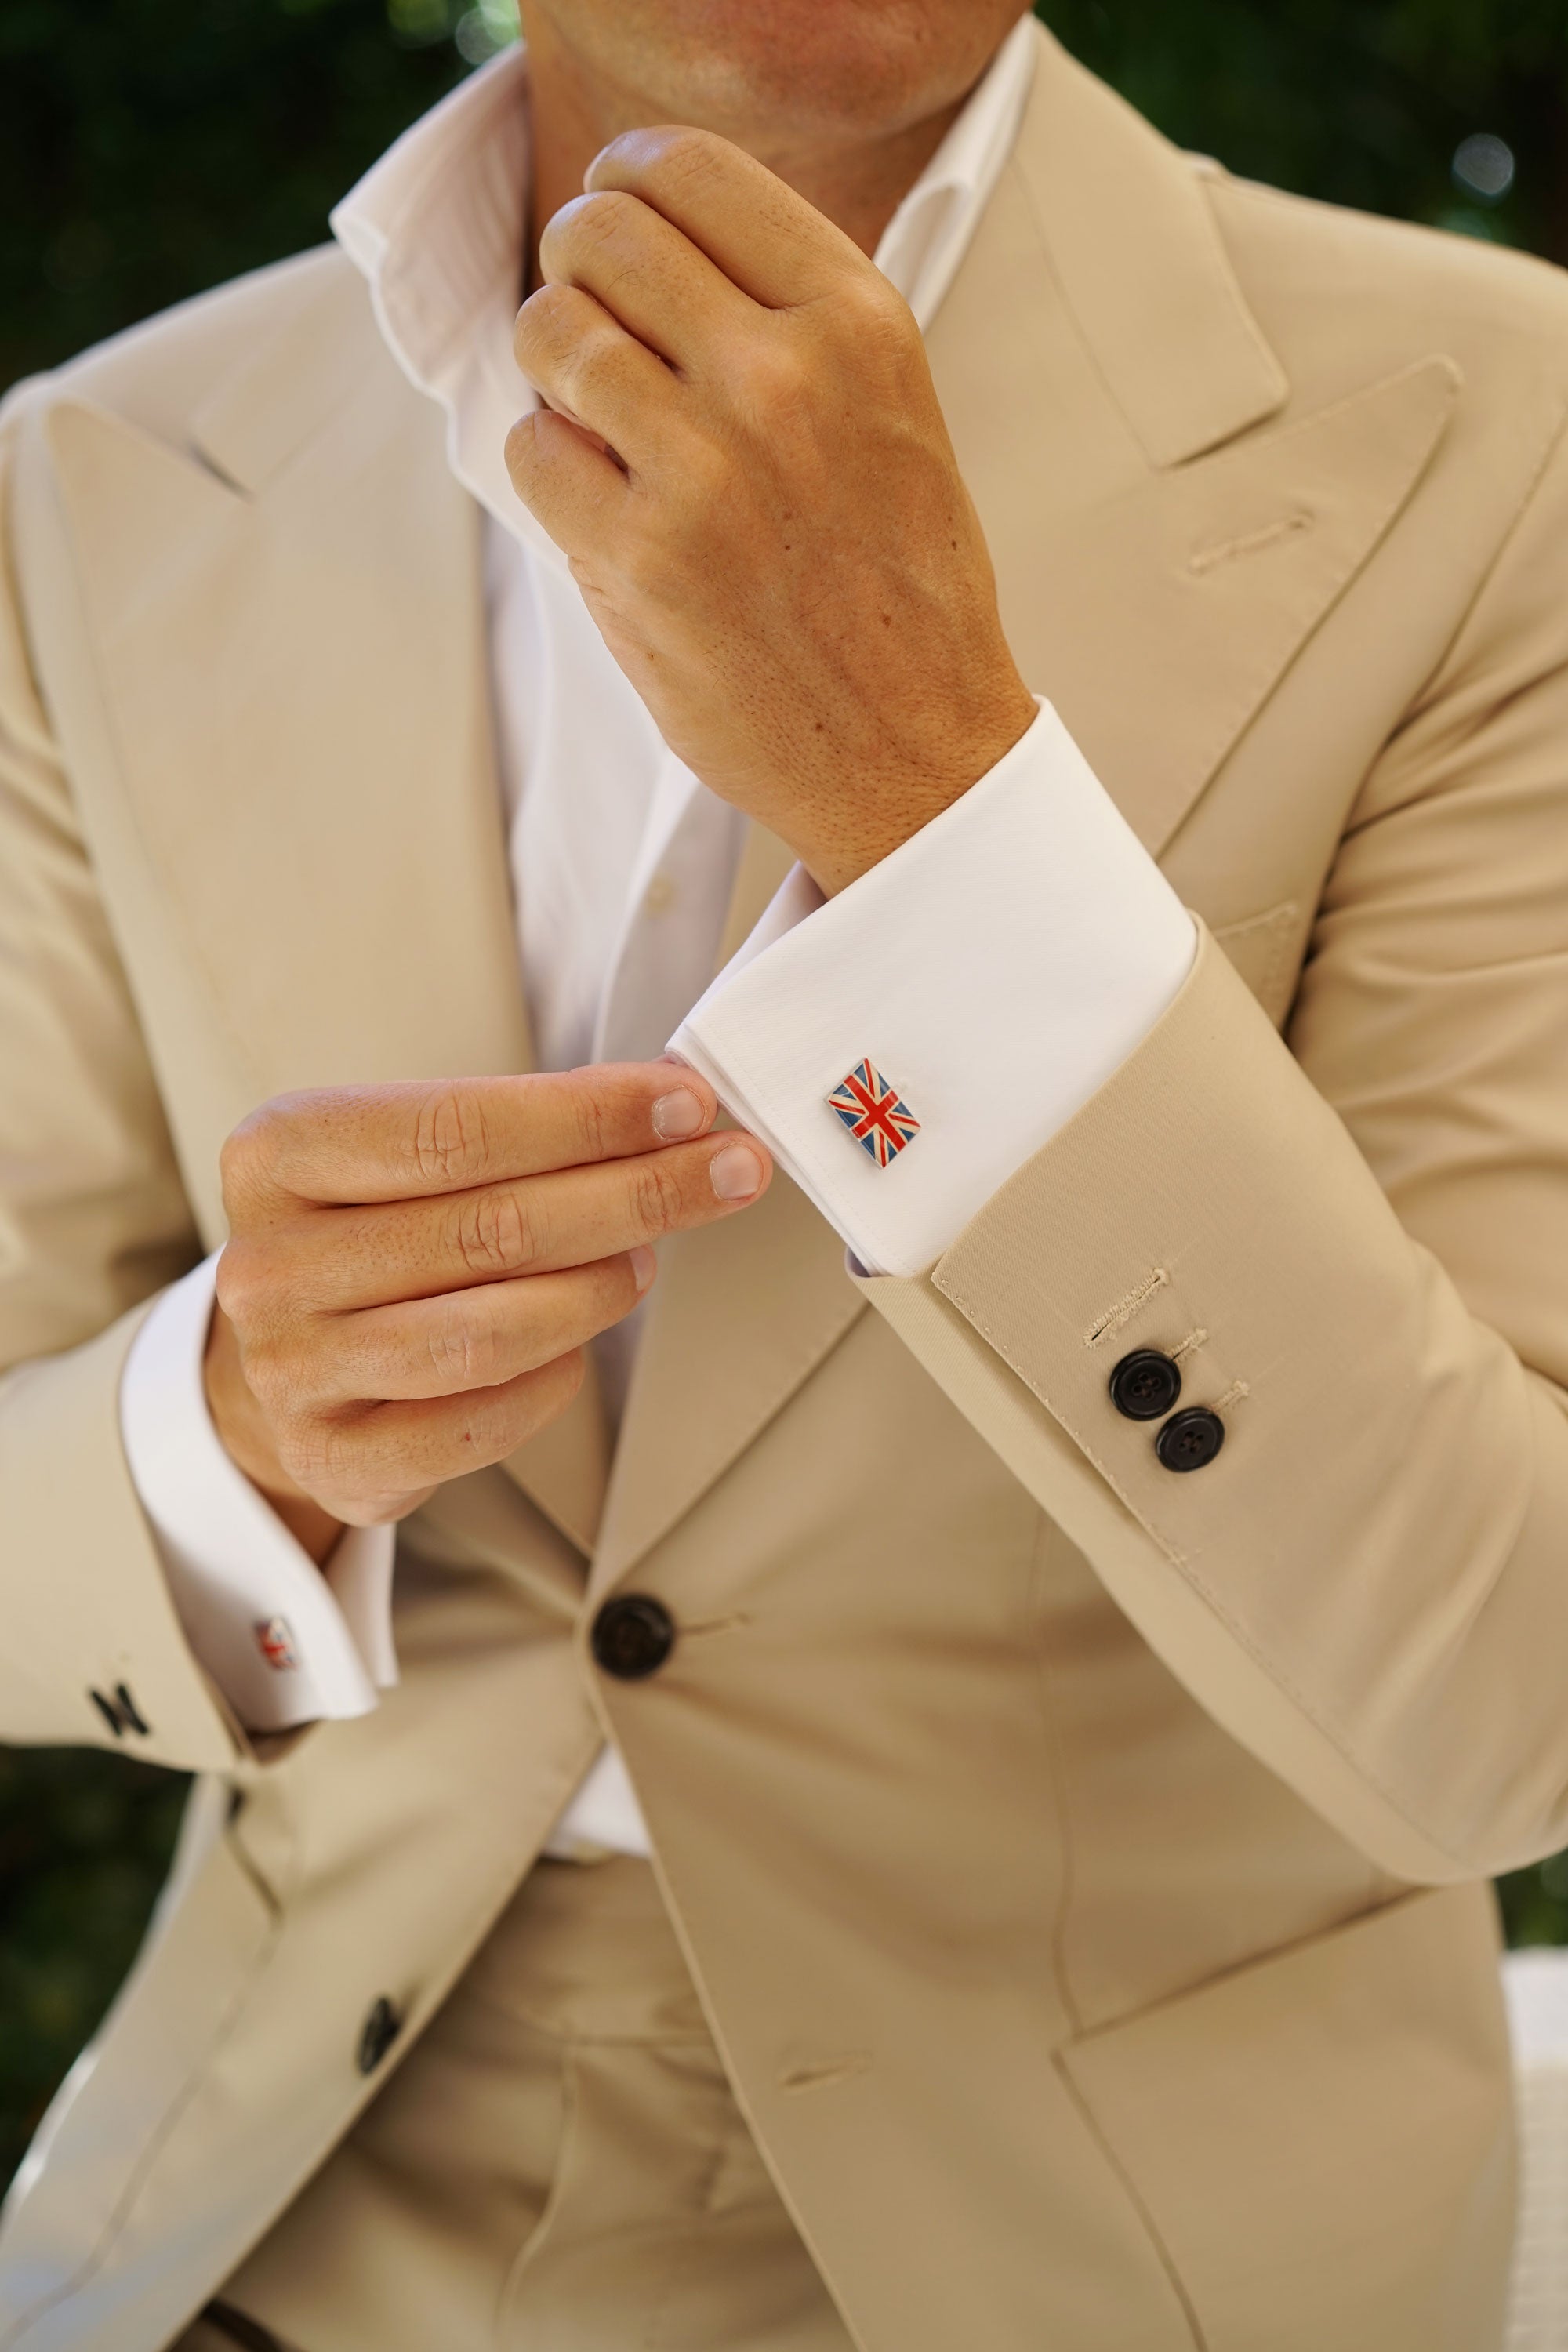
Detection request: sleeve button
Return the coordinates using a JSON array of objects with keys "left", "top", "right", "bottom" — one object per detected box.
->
[
  {"left": 1155, "top": 1406, "right": 1225, "bottom": 1472},
  {"left": 1109, "top": 1349, "right": 1182, "bottom": 1421}
]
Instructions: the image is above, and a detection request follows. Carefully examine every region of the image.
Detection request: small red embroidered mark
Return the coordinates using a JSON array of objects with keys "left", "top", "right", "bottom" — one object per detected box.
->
[{"left": 254, "top": 1617, "right": 299, "bottom": 1672}]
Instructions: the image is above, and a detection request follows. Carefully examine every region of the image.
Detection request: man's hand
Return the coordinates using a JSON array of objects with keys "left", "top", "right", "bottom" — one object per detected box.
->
[
  {"left": 205, "top": 1065, "right": 770, "bottom": 1563},
  {"left": 504, "top": 129, "right": 1036, "bottom": 896}
]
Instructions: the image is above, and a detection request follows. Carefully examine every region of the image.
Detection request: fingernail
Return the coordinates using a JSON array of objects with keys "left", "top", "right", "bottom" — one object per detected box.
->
[
  {"left": 710, "top": 1143, "right": 763, "bottom": 1202},
  {"left": 653, "top": 1088, "right": 706, "bottom": 1141},
  {"left": 630, "top": 1244, "right": 657, "bottom": 1293}
]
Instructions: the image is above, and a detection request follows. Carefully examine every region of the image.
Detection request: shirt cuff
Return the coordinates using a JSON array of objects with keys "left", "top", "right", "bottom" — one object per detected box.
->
[
  {"left": 669, "top": 700, "right": 1198, "bottom": 1279},
  {"left": 118, "top": 1254, "right": 398, "bottom": 1732}
]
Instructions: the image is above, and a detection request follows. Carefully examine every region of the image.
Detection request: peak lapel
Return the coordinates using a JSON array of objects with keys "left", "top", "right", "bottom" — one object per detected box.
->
[
  {"left": 930, "top": 27, "right": 1459, "bottom": 860},
  {"left": 38, "top": 275, "right": 609, "bottom": 1550},
  {"left": 1008, "top": 30, "right": 1288, "bottom": 470},
  {"left": 42, "top": 362, "right": 528, "bottom": 1098}
]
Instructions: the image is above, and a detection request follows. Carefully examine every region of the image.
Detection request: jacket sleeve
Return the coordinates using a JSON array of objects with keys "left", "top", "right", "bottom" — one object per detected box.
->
[
  {"left": 0, "top": 393, "right": 242, "bottom": 1773},
  {"left": 859, "top": 416, "right": 1568, "bottom": 1886}
]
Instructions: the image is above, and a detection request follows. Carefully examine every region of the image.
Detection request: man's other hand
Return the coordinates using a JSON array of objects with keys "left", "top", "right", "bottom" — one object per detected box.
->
[
  {"left": 205, "top": 1066, "right": 770, "bottom": 1562},
  {"left": 503, "top": 129, "right": 1037, "bottom": 896}
]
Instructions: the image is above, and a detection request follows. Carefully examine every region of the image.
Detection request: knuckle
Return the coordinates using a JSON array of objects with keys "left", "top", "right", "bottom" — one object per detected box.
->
[
  {"left": 303, "top": 1403, "right": 406, "bottom": 1502},
  {"left": 426, "top": 1298, "right": 503, "bottom": 1391},
  {"left": 274, "top": 1414, "right": 336, "bottom": 1495},
  {"left": 572, "top": 1080, "right": 610, "bottom": 1164},
  {"left": 408, "top": 1084, "right": 490, "bottom": 1192},
  {"left": 450, "top": 1183, "right": 538, "bottom": 1278},
  {"left": 740, "top": 337, "right": 808, "bottom": 419},
  {"left": 630, "top": 1153, "right": 685, "bottom": 1239},
  {"left": 517, "top": 278, "right": 579, "bottom": 350},
  {"left": 839, "top": 281, "right": 923, "bottom": 383},
  {"left": 552, "top": 187, "right": 637, "bottom": 259},
  {"left": 844, "top": 269, "right": 912, "bottom": 332},
  {"left": 635, "top": 125, "right": 718, "bottom": 191},
  {"left": 245, "top": 1344, "right": 307, "bottom": 1429},
  {"left": 504, "top": 412, "right": 542, "bottom": 486},
  {"left": 735, "top": 343, "right": 816, "bottom": 448}
]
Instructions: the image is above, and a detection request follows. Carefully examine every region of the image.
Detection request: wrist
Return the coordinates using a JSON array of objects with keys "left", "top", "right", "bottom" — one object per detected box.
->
[{"left": 801, "top": 676, "right": 1037, "bottom": 895}]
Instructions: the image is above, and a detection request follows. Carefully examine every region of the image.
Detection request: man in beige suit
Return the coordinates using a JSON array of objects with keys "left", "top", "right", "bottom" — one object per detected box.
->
[{"left": 2, "top": 0, "right": 1566, "bottom": 2342}]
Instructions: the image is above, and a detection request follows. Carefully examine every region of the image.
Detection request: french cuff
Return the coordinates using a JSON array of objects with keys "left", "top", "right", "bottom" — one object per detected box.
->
[
  {"left": 119, "top": 1253, "right": 398, "bottom": 1733},
  {"left": 669, "top": 701, "right": 1197, "bottom": 1278}
]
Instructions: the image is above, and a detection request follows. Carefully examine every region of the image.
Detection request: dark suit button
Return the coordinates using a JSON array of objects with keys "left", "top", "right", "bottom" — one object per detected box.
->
[
  {"left": 592, "top": 1595, "right": 676, "bottom": 1681},
  {"left": 1109, "top": 1349, "right": 1181, "bottom": 1421},
  {"left": 1156, "top": 1407, "right": 1225, "bottom": 1472},
  {"left": 356, "top": 1995, "right": 402, "bottom": 2075}
]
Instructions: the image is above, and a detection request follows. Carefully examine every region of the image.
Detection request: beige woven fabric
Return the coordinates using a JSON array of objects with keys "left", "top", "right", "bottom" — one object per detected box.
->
[
  {"left": 5, "top": 17, "right": 1568, "bottom": 2347},
  {"left": 212, "top": 1858, "right": 850, "bottom": 2352}
]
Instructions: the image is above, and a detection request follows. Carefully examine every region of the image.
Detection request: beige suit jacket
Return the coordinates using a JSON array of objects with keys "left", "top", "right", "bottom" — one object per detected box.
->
[{"left": 2, "top": 24, "right": 1566, "bottom": 2350}]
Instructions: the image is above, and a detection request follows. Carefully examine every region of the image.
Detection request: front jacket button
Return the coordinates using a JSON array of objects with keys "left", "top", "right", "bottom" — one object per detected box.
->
[
  {"left": 357, "top": 1996, "right": 403, "bottom": 2076},
  {"left": 1109, "top": 1349, "right": 1181, "bottom": 1422},
  {"left": 1156, "top": 1406, "right": 1225, "bottom": 1472},
  {"left": 592, "top": 1595, "right": 677, "bottom": 1681}
]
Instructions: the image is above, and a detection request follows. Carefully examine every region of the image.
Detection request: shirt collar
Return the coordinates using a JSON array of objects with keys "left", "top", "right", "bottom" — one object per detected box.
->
[
  {"left": 875, "top": 10, "right": 1038, "bottom": 330},
  {"left": 331, "top": 12, "right": 1036, "bottom": 527}
]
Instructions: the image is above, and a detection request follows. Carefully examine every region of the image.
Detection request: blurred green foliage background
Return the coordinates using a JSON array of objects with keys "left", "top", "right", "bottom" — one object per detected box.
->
[{"left": 2, "top": 0, "right": 1567, "bottom": 2195}]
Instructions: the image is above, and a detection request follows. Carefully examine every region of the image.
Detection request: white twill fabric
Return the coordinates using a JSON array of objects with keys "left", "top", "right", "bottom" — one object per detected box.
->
[
  {"left": 1506, "top": 1955, "right": 1568, "bottom": 2350},
  {"left": 671, "top": 701, "right": 1194, "bottom": 1279}
]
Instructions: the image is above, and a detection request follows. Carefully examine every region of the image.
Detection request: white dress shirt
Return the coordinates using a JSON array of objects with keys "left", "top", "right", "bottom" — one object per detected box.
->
[{"left": 118, "top": 12, "right": 1195, "bottom": 1857}]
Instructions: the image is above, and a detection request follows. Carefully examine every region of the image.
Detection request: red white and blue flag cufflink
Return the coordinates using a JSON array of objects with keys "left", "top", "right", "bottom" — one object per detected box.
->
[
  {"left": 828, "top": 1059, "right": 920, "bottom": 1168},
  {"left": 253, "top": 1616, "right": 299, "bottom": 1672}
]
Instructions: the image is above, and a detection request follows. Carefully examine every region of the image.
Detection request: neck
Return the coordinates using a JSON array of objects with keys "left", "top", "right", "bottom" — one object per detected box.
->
[{"left": 517, "top": 9, "right": 967, "bottom": 290}]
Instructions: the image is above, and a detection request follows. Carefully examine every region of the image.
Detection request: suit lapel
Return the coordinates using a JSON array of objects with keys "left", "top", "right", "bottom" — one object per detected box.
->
[
  {"left": 38, "top": 262, "right": 609, "bottom": 1551},
  {"left": 42, "top": 311, "right": 527, "bottom": 1100},
  {"left": 928, "top": 27, "right": 1460, "bottom": 862},
  {"left": 957, "top": 340, "right": 1459, "bottom": 862}
]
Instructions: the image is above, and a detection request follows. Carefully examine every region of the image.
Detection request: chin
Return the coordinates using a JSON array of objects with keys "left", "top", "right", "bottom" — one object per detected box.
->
[{"left": 569, "top": 0, "right": 1023, "bottom": 144}]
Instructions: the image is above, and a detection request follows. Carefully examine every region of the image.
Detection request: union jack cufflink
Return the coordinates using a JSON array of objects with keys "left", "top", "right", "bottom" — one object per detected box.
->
[
  {"left": 253, "top": 1616, "right": 299, "bottom": 1672},
  {"left": 828, "top": 1059, "right": 920, "bottom": 1168}
]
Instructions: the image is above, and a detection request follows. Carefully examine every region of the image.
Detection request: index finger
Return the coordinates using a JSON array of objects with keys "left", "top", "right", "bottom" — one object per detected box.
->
[
  {"left": 583, "top": 126, "right": 868, "bottom": 311},
  {"left": 225, "top": 1064, "right": 719, "bottom": 1210}
]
